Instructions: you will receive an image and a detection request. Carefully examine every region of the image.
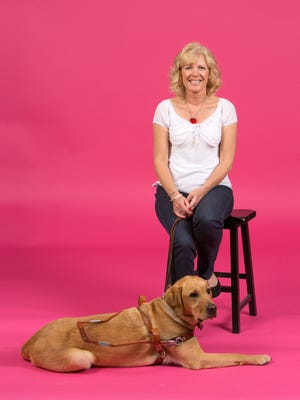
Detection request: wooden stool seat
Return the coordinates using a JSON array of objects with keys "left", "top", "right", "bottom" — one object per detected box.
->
[{"left": 215, "top": 209, "right": 257, "bottom": 333}]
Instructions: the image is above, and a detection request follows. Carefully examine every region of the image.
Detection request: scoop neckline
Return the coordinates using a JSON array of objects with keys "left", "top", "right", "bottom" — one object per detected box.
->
[{"left": 169, "top": 98, "right": 221, "bottom": 125}]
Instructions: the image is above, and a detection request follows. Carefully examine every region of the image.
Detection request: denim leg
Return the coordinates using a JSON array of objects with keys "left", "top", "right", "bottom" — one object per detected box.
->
[
  {"left": 155, "top": 185, "right": 196, "bottom": 283},
  {"left": 192, "top": 185, "right": 234, "bottom": 279},
  {"left": 155, "top": 184, "right": 233, "bottom": 283}
]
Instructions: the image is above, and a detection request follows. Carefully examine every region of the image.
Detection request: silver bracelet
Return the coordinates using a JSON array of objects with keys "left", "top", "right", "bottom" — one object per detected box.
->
[{"left": 170, "top": 194, "right": 183, "bottom": 202}]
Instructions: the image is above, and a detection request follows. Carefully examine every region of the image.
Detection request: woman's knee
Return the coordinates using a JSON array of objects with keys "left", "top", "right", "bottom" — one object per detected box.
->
[
  {"left": 173, "top": 229, "right": 196, "bottom": 254},
  {"left": 193, "top": 213, "right": 223, "bottom": 233}
]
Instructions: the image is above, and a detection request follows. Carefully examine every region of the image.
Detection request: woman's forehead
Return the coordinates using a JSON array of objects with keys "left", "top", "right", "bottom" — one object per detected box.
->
[{"left": 182, "top": 53, "right": 207, "bottom": 66}]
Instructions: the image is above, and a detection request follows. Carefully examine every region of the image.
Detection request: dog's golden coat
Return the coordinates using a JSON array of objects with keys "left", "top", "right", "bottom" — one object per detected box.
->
[{"left": 22, "top": 276, "right": 271, "bottom": 372}]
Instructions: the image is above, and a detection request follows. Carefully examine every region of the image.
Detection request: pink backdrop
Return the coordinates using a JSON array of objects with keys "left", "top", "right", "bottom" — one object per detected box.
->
[
  {"left": 1, "top": 0, "right": 299, "bottom": 249},
  {"left": 1, "top": 1, "right": 300, "bottom": 399}
]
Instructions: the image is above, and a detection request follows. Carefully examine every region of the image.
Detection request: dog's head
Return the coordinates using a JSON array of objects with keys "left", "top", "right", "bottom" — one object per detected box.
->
[{"left": 164, "top": 276, "right": 217, "bottom": 328}]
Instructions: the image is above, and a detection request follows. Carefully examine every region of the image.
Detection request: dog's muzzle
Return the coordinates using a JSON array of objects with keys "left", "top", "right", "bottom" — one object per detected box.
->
[{"left": 207, "top": 303, "right": 217, "bottom": 318}]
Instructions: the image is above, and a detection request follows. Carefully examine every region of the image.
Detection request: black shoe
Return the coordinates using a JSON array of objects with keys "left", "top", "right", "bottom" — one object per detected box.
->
[{"left": 211, "top": 280, "right": 221, "bottom": 298}]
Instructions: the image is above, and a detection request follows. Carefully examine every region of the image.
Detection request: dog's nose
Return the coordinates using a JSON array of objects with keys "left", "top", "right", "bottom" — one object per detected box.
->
[{"left": 207, "top": 303, "right": 217, "bottom": 318}]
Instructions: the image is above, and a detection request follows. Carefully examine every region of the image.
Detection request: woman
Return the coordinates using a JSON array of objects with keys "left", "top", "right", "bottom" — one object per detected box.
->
[{"left": 153, "top": 42, "right": 237, "bottom": 297}]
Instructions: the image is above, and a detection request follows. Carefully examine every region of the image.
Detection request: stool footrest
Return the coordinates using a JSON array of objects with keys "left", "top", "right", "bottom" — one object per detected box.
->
[
  {"left": 219, "top": 290, "right": 256, "bottom": 314},
  {"left": 219, "top": 285, "right": 232, "bottom": 293},
  {"left": 240, "top": 294, "right": 253, "bottom": 311},
  {"left": 215, "top": 272, "right": 247, "bottom": 280}
]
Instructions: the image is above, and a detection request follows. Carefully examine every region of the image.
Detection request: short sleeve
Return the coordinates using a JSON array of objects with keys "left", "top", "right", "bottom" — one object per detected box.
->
[
  {"left": 153, "top": 100, "right": 170, "bottom": 127},
  {"left": 221, "top": 99, "right": 238, "bottom": 126}
]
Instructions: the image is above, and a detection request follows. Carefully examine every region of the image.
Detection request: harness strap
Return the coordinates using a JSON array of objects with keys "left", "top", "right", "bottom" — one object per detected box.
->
[
  {"left": 138, "top": 307, "right": 166, "bottom": 364},
  {"left": 78, "top": 320, "right": 153, "bottom": 347}
]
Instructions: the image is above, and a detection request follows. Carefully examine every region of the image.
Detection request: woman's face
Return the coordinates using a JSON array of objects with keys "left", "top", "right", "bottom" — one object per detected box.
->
[{"left": 181, "top": 54, "right": 209, "bottom": 95}]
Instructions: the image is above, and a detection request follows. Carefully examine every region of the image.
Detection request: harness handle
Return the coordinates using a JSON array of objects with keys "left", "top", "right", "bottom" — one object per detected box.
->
[{"left": 165, "top": 217, "right": 181, "bottom": 291}]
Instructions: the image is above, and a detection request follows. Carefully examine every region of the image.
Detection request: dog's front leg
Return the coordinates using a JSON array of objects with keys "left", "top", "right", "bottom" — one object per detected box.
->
[
  {"left": 193, "top": 352, "right": 271, "bottom": 369},
  {"left": 169, "top": 339, "right": 271, "bottom": 369}
]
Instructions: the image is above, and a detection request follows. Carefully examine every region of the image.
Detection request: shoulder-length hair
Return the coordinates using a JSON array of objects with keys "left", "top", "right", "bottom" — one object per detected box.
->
[{"left": 169, "top": 42, "right": 221, "bottom": 97}]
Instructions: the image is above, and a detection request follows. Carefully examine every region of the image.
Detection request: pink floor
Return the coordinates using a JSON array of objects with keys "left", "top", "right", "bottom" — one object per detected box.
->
[{"left": 1, "top": 226, "right": 300, "bottom": 400}]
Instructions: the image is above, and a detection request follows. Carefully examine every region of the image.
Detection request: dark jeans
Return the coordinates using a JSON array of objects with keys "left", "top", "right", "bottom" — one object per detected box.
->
[{"left": 155, "top": 185, "right": 234, "bottom": 283}]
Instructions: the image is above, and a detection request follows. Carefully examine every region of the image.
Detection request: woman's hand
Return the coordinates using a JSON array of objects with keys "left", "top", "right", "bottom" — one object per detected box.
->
[
  {"left": 172, "top": 196, "right": 193, "bottom": 219},
  {"left": 186, "top": 187, "right": 207, "bottom": 210}
]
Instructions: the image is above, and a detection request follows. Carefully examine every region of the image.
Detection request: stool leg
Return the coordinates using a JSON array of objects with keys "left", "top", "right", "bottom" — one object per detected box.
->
[
  {"left": 230, "top": 225, "right": 240, "bottom": 333},
  {"left": 241, "top": 223, "right": 257, "bottom": 316}
]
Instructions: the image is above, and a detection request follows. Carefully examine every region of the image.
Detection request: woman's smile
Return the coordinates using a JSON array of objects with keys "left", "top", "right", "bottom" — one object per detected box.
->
[{"left": 181, "top": 54, "right": 209, "bottom": 93}]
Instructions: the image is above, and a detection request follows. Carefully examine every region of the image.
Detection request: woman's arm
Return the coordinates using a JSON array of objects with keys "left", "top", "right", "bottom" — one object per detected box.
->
[
  {"left": 187, "top": 122, "right": 237, "bottom": 209},
  {"left": 153, "top": 123, "right": 192, "bottom": 218},
  {"left": 153, "top": 123, "right": 176, "bottom": 197}
]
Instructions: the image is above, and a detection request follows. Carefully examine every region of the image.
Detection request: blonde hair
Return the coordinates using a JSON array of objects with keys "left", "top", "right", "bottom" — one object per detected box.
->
[{"left": 169, "top": 42, "right": 221, "bottom": 97}]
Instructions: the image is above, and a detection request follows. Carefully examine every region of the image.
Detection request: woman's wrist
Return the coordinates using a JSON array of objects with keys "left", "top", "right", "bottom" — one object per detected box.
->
[
  {"left": 168, "top": 189, "right": 179, "bottom": 197},
  {"left": 199, "top": 182, "right": 212, "bottom": 196},
  {"left": 170, "top": 193, "right": 183, "bottom": 202}
]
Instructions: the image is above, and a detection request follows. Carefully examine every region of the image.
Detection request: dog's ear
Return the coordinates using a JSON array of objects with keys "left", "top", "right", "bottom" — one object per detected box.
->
[{"left": 164, "top": 285, "right": 184, "bottom": 315}]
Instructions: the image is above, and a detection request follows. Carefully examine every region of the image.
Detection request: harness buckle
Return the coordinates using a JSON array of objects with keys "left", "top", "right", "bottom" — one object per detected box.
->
[
  {"left": 174, "top": 336, "right": 184, "bottom": 345},
  {"left": 154, "top": 345, "right": 166, "bottom": 363}
]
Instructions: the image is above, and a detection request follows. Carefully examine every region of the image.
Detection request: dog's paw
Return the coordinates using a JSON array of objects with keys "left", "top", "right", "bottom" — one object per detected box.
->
[{"left": 256, "top": 354, "right": 272, "bottom": 365}]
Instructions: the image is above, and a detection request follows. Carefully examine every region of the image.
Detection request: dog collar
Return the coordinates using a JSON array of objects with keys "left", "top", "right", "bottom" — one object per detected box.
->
[{"left": 160, "top": 297, "right": 196, "bottom": 330}]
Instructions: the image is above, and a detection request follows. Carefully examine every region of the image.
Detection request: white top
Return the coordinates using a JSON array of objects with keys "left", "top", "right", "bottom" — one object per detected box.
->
[{"left": 153, "top": 97, "right": 237, "bottom": 193}]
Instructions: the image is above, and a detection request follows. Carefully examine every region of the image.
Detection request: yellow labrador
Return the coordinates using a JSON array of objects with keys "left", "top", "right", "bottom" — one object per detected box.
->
[{"left": 22, "top": 276, "right": 271, "bottom": 372}]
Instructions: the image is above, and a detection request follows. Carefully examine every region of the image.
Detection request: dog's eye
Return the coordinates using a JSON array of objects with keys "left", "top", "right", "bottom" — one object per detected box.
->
[{"left": 189, "top": 291, "right": 199, "bottom": 298}]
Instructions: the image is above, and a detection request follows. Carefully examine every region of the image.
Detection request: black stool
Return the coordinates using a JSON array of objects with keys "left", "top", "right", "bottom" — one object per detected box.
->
[{"left": 215, "top": 209, "right": 257, "bottom": 333}]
